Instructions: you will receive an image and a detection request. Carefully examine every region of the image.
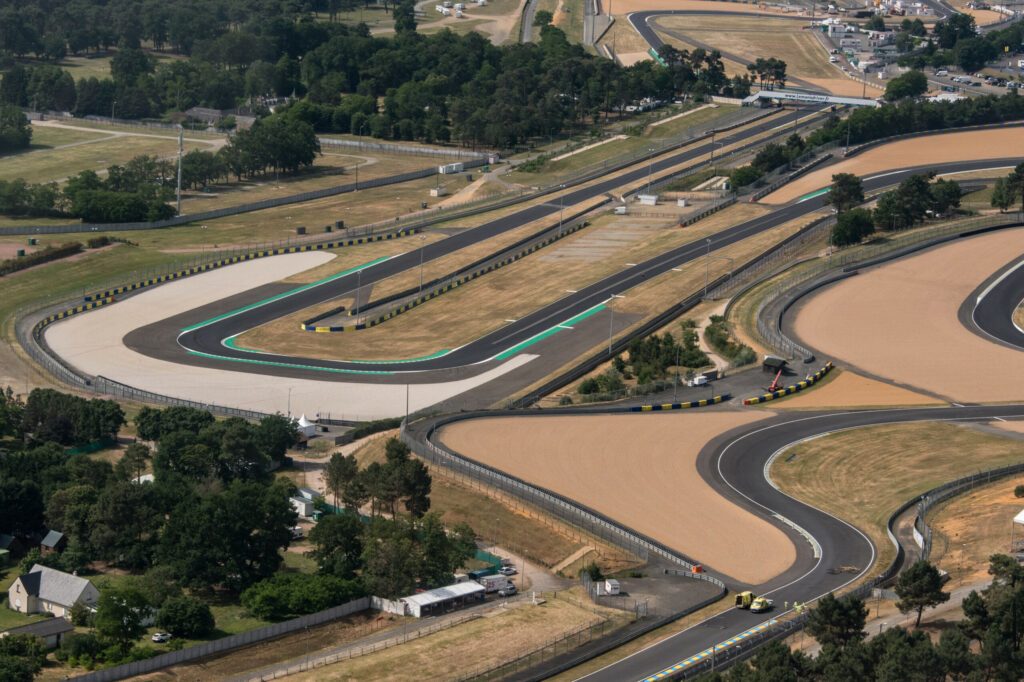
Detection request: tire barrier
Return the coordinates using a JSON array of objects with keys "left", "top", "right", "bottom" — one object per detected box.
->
[
  {"left": 630, "top": 394, "right": 728, "bottom": 411},
  {"left": 83, "top": 228, "right": 420, "bottom": 302},
  {"left": 301, "top": 209, "right": 602, "bottom": 332},
  {"left": 742, "top": 362, "right": 833, "bottom": 405}
]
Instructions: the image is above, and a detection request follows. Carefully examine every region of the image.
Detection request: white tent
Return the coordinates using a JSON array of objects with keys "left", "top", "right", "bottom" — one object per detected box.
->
[{"left": 296, "top": 414, "right": 316, "bottom": 438}]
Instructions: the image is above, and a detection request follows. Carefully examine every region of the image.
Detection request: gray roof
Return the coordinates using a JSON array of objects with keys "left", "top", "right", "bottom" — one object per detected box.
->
[
  {"left": 40, "top": 530, "right": 65, "bottom": 548},
  {"left": 22, "top": 565, "right": 95, "bottom": 607},
  {"left": 2, "top": 618, "right": 74, "bottom": 638}
]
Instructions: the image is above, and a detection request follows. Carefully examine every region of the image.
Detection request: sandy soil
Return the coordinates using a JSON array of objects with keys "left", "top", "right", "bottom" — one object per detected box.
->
[
  {"left": 763, "top": 129, "right": 1024, "bottom": 204},
  {"left": 792, "top": 228, "right": 1024, "bottom": 403},
  {"left": 44, "top": 252, "right": 537, "bottom": 419},
  {"left": 613, "top": 0, "right": 795, "bottom": 15},
  {"left": 0, "top": 244, "right": 35, "bottom": 259},
  {"left": 993, "top": 420, "right": 1024, "bottom": 437},
  {"left": 438, "top": 411, "right": 799, "bottom": 585},
  {"left": 771, "top": 370, "right": 944, "bottom": 410}
]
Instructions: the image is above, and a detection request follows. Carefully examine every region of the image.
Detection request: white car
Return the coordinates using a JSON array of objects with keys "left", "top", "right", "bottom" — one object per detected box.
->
[
  {"left": 151, "top": 632, "right": 172, "bottom": 643},
  {"left": 498, "top": 583, "right": 517, "bottom": 597},
  {"left": 498, "top": 566, "right": 518, "bottom": 576}
]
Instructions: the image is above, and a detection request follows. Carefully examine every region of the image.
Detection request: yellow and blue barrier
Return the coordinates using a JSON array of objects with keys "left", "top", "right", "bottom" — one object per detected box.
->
[
  {"left": 743, "top": 362, "right": 834, "bottom": 405},
  {"left": 630, "top": 394, "right": 728, "bottom": 411},
  {"left": 301, "top": 220, "right": 591, "bottom": 333},
  {"left": 84, "top": 228, "right": 420, "bottom": 302},
  {"left": 643, "top": 621, "right": 775, "bottom": 681}
]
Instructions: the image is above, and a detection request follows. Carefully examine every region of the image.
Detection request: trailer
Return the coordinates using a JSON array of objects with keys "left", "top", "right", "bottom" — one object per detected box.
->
[
  {"left": 438, "top": 162, "right": 465, "bottom": 174},
  {"left": 477, "top": 574, "right": 511, "bottom": 593}
]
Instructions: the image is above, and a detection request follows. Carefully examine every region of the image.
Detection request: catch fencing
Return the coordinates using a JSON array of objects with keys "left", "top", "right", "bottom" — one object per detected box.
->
[
  {"left": 70, "top": 597, "right": 370, "bottom": 682},
  {"left": 318, "top": 136, "right": 489, "bottom": 159}
]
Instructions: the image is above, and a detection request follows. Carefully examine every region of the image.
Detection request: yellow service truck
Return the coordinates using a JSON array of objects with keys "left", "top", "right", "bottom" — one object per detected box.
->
[{"left": 735, "top": 591, "right": 774, "bottom": 613}]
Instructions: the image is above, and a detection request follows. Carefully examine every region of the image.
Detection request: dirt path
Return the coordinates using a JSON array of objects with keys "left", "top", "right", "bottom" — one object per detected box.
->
[
  {"left": 439, "top": 411, "right": 797, "bottom": 585},
  {"left": 792, "top": 228, "right": 1024, "bottom": 403}
]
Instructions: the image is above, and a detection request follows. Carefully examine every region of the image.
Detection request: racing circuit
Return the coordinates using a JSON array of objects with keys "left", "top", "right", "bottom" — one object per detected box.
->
[{"left": 24, "top": 89, "right": 1024, "bottom": 680}]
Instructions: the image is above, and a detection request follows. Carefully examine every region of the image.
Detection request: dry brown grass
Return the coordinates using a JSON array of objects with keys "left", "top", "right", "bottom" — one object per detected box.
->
[
  {"left": 285, "top": 589, "right": 629, "bottom": 682},
  {"left": 235, "top": 202, "right": 773, "bottom": 361},
  {"left": 277, "top": 235, "right": 449, "bottom": 285},
  {"left": 134, "top": 611, "right": 403, "bottom": 682},
  {"left": 1014, "top": 302, "right": 1024, "bottom": 331},
  {"left": 771, "top": 422, "right": 1024, "bottom": 580},
  {"left": 930, "top": 475, "right": 1024, "bottom": 584}
]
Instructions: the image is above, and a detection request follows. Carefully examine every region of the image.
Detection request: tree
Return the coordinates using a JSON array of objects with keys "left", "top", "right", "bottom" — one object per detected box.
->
[
  {"left": 156, "top": 595, "right": 215, "bottom": 638},
  {"left": 0, "top": 634, "right": 46, "bottom": 678},
  {"left": 828, "top": 173, "right": 864, "bottom": 213},
  {"left": 831, "top": 207, "right": 875, "bottom": 247},
  {"left": 360, "top": 517, "right": 420, "bottom": 598},
  {"left": 991, "top": 176, "right": 1018, "bottom": 212},
  {"left": 308, "top": 511, "right": 364, "bottom": 579},
  {"left": 115, "top": 442, "right": 150, "bottom": 481},
  {"left": 393, "top": 0, "right": 417, "bottom": 34},
  {"left": 929, "top": 178, "right": 961, "bottom": 216},
  {"left": 0, "top": 105, "right": 32, "bottom": 153},
  {"left": 895, "top": 559, "right": 950, "bottom": 626},
  {"left": 533, "top": 9, "right": 554, "bottom": 27},
  {"left": 95, "top": 585, "right": 150, "bottom": 652},
  {"left": 324, "top": 452, "right": 359, "bottom": 508},
  {"left": 864, "top": 14, "right": 886, "bottom": 31},
  {"left": 805, "top": 593, "right": 868, "bottom": 648},
  {"left": 884, "top": 70, "right": 927, "bottom": 101}
]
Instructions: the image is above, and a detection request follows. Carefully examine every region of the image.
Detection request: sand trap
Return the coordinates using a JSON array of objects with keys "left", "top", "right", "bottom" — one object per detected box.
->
[
  {"left": 993, "top": 420, "right": 1024, "bottom": 437},
  {"left": 45, "top": 252, "right": 536, "bottom": 420},
  {"left": 763, "top": 129, "right": 1024, "bottom": 204},
  {"left": 439, "top": 411, "right": 797, "bottom": 584},
  {"left": 617, "top": 0, "right": 795, "bottom": 15},
  {"left": 772, "top": 370, "right": 944, "bottom": 410},
  {"left": 793, "top": 228, "right": 1024, "bottom": 403}
]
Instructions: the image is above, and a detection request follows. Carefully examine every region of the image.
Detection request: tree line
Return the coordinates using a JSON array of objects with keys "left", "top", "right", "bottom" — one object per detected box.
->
[
  {"left": 899, "top": 16, "right": 1024, "bottom": 73},
  {"left": 827, "top": 171, "right": 964, "bottom": 247}
]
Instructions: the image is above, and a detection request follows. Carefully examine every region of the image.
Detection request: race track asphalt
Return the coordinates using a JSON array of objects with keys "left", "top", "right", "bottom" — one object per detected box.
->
[
  {"left": 972, "top": 253, "right": 1024, "bottom": 350},
  {"left": 128, "top": 157, "right": 1019, "bottom": 381}
]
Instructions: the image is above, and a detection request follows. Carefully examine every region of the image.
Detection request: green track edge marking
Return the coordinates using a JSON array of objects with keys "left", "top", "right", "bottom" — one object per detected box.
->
[{"left": 494, "top": 303, "right": 607, "bottom": 361}]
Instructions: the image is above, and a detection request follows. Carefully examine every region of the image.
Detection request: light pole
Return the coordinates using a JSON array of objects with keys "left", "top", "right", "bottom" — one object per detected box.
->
[
  {"left": 709, "top": 130, "right": 716, "bottom": 165},
  {"left": 646, "top": 149, "right": 655, "bottom": 194},
  {"left": 703, "top": 238, "right": 712, "bottom": 299},
  {"left": 418, "top": 235, "right": 427, "bottom": 293},
  {"left": 287, "top": 387, "right": 292, "bottom": 417},
  {"left": 558, "top": 184, "right": 566, "bottom": 237},
  {"left": 355, "top": 268, "right": 362, "bottom": 316},
  {"left": 608, "top": 294, "right": 624, "bottom": 355},
  {"left": 111, "top": 99, "right": 117, "bottom": 122}
]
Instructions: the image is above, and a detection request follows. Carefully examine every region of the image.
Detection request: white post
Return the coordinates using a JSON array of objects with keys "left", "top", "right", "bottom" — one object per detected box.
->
[{"left": 176, "top": 126, "right": 184, "bottom": 215}]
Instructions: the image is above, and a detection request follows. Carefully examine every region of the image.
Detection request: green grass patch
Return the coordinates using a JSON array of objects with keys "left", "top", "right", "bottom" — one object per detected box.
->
[{"left": 281, "top": 551, "right": 318, "bottom": 575}]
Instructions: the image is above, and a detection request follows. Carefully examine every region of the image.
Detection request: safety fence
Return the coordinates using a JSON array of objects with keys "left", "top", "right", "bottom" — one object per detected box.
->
[
  {"left": 742, "top": 363, "right": 833, "bottom": 405},
  {"left": 301, "top": 202, "right": 607, "bottom": 332},
  {"left": 318, "top": 136, "right": 490, "bottom": 160},
  {"left": 70, "top": 597, "right": 370, "bottom": 682},
  {"left": 748, "top": 151, "right": 836, "bottom": 202}
]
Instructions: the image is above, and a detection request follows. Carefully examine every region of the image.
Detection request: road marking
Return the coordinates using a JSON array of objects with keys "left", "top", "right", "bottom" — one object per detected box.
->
[
  {"left": 566, "top": 289, "right": 578, "bottom": 293},
  {"left": 671, "top": 268, "right": 682, "bottom": 272},
  {"left": 994, "top": 416, "right": 1007, "bottom": 422},
  {"left": 626, "top": 262, "right": 637, "bottom": 266},
  {"left": 953, "top": 402, "right": 964, "bottom": 407},
  {"left": 504, "top": 319, "right": 518, "bottom": 322}
]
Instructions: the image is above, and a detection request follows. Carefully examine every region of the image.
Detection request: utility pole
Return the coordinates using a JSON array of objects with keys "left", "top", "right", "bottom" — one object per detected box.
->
[{"left": 176, "top": 126, "right": 184, "bottom": 214}]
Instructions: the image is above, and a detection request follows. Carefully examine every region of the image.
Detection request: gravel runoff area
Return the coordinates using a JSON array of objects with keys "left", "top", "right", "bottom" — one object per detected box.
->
[
  {"left": 438, "top": 411, "right": 798, "bottom": 585},
  {"left": 769, "top": 370, "right": 944, "bottom": 410},
  {"left": 44, "top": 252, "right": 536, "bottom": 420},
  {"left": 792, "top": 227, "right": 1024, "bottom": 404},
  {"left": 762, "top": 128, "right": 1024, "bottom": 205}
]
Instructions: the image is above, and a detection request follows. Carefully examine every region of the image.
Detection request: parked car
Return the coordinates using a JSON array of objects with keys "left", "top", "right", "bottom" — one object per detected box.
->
[
  {"left": 935, "top": 69, "right": 949, "bottom": 76},
  {"left": 152, "top": 633, "right": 172, "bottom": 643},
  {"left": 498, "top": 566, "right": 518, "bottom": 576},
  {"left": 498, "top": 584, "right": 517, "bottom": 597}
]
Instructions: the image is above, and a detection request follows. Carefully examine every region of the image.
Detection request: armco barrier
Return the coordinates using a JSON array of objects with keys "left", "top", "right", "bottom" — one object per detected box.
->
[
  {"left": 743, "top": 362, "right": 833, "bottom": 405},
  {"left": 301, "top": 203, "right": 605, "bottom": 332},
  {"left": 69, "top": 597, "right": 370, "bottom": 682},
  {"left": 83, "top": 228, "right": 420, "bottom": 302},
  {"left": 630, "top": 394, "right": 728, "bottom": 411}
]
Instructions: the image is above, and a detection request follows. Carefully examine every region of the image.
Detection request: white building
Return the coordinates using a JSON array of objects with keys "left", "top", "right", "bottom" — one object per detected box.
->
[
  {"left": 400, "top": 582, "right": 485, "bottom": 617},
  {"left": 7, "top": 565, "right": 99, "bottom": 618}
]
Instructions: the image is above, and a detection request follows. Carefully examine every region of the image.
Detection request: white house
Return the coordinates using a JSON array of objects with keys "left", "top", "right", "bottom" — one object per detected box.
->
[{"left": 7, "top": 565, "right": 99, "bottom": 618}]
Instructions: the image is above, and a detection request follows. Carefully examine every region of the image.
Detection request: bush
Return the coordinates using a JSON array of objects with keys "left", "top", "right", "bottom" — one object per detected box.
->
[
  {"left": 729, "top": 165, "right": 763, "bottom": 189},
  {"left": 1014, "top": 484, "right": 1024, "bottom": 498},
  {"left": 582, "top": 562, "right": 603, "bottom": 581},
  {"left": 831, "top": 208, "right": 876, "bottom": 247},
  {"left": 0, "top": 243, "right": 83, "bottom": 277},
  {"left": 558, "top": 395, "right": 573, "bottom": 405},
  {"left": 705, "top": 315, "right": 756, "bottom": 366},
  {"left": 241, "top": 573, "right": 364, "bottom": 621},
  {"left": 157, "top": 596, "right": 215, "bottom": 638},
  {"left": 348, "top": 417, "right": 403, "bottom": 440}
]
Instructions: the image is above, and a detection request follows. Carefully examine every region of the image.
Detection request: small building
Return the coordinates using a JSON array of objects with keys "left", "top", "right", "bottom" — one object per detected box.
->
[
  {"left": 296, "top": 415, "right": 317, "bottom": 439},
  {"left": 604, "top": 579, "right": 621, "bottom": 595},
  {"left": 400, "top": 582, "right": 485, "bottom": 618},
  {"left": 636, "top": 194, "right": 658, "bottom": 206},
  {"left": 7, "top": 565, "right": 99, "bottom": 618},
  {"left": 0, "top": 534, "right": 24, "bottom": 558},
  {"left": 39, "top": 530, "right": 66, "bottom": 556},
  {"left": 296, "top": 487, "right": 322, "bottom": 502},
  {"left": 1, "top": 618, "right": 75, "bottom": 649},
  {"left": 290, "top": 497, "right": 315, "bottom": 518},
  {"left": 762, "top": 356, "right": 788, "bottom": 374}
]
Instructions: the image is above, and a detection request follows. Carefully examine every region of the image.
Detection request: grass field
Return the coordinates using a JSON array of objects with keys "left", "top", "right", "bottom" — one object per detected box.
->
[
  {"left": 286, "top": 589, "right": 627, "bottom": 682},
  {"left": 930, "top": 474, "right": 1024, "bottom": 584},
  {"left": 234, "top": 201, "right": 769, "bottom": 361},
  {"left": 654, "top": 15, "right": 832, "bottom": 80},
  {"left": 27, "top": 125, "right": 111, "bottom": 149},
  {"left": 771, "top": 422, "right": 1024, "bottom": 580},
  {"left": 510, "top": 104, "right": 737, "bottom": 188},
  {"left": 0, "top": 132, "right": 215, "bottom": 185},
  {"left": 1015, "top": 302, "right": 1024, "bottom": 331}
]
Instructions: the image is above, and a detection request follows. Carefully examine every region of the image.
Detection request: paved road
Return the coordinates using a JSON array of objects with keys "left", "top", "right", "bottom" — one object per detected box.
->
[
  {"left": 131, "top": 155, "right": 1017, "bottom": 382},
  {"left": 971, "top": 252, "right": 1024, "bottom": 350}
]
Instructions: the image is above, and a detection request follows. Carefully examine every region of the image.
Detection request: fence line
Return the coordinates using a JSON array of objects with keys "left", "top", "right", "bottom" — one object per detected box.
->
[{"left": 70, "top": 597, "right": 370, "bottom": 682}]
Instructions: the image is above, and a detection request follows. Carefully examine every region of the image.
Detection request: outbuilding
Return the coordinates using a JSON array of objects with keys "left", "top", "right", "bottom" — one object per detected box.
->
[
  {"left": 1, "top": 618, "right": 75, "bottom": 649},
  {"left": 762, "top": 356, "right": 788, "bottom": 374},
  {"left": 290, "top": 497, "right": 315, "bottom": 518},
  {"left": 296, "top": 415, "right": 317, "bottom": 439},
  {"left": 39, "top": 530, "right": 67, "bottom": 556},
  {"left": 400, "top": 582, "right": 485, "bottom": 618}
]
